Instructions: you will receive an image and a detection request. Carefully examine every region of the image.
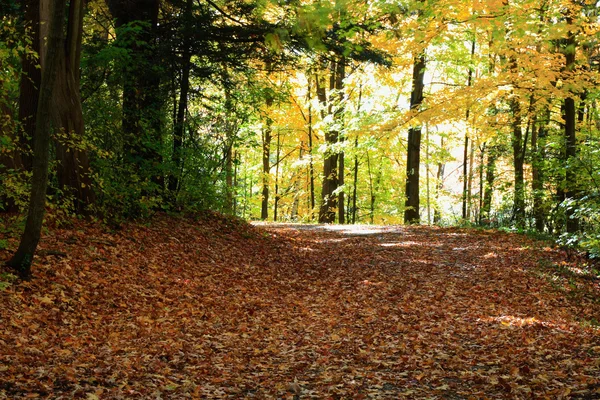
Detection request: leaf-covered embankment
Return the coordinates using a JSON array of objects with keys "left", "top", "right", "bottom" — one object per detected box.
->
[{"left": 1, "top": 214, "right": 599, "bottom": 398}]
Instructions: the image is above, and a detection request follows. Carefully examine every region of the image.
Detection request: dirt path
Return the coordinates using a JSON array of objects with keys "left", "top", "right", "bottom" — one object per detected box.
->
[{"left": 1, "top": 216, "right": 599, "bottom": 399}]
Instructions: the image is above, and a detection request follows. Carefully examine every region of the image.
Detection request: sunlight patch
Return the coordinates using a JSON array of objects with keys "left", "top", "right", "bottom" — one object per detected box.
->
[
  {"left": 481, "top": 315, "right": 569, "bottom": 331},
  {"left": 380, "top": 241, "right": 420, "bottom": 247}
]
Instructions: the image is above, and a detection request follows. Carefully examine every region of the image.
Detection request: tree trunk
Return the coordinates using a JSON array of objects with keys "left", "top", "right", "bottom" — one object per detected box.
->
[
  {"left": 317, "top": 63, "right": 338, "bottom": 223},
  {"left": 307, "top": 78, "right": 315, "bottom": 218},
  {"left": 261, "top": 88, "right": 273, "bottom": 220},
  {"left": 8, "top": 0, "right": 66, "bottom": 279},
  {"left": 169, "top": 0, "right": 193, "bottom": 198},
  {"left": 52, "top": 0, "right": 95, "bottom": 213},
  {"left": 511, "top": 98, "right": 525, "bottom": 229},
  {"left": 563, "top": 24, "right": 579, "bottom": 234},
  {"left": 404, "top": 54, "right": 426, "bottom": 224},
  {"left": 531, "top": 113, "right": 548, "bottom": 232},
  {"left": 482, "top": 147, "right": 498, "bottom": 223},
  {"left": 273, "top": 129, "right": 281, "bottom": 221},
  {"left": 461, "top": 40, "right": 476, "bottom": 221},
  {"left": 352, "top": 134, "right": 359, "bottom": 224},
  {"left": 467, "top": 136, "right": 475, "bottom": 219},
  {"left": 336, "top": 58, "right": 346, "bottom": 224},
  {"left": 433, "top": 137, "right": 445, "bottom": 224}
]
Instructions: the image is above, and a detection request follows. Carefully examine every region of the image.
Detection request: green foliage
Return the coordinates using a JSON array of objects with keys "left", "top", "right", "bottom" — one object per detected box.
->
[{"left": 0, "top": 272, "right": 17, "bottom": 291}]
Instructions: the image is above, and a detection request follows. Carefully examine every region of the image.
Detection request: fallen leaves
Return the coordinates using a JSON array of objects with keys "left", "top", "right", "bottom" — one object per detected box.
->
[{"left": 0, "top": 214, "right": 599, "bottom": 398}]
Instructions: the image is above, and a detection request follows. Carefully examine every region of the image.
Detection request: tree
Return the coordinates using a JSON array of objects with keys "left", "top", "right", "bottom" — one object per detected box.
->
[
  {"left": 52, "top": 0, "right": 95, "bottom": 213},
  {"left": 7, "top": 0, "right": 66, "bottom": 279},
  {"left": 403, "top": 53, "right": 426, "bottom": 224}
]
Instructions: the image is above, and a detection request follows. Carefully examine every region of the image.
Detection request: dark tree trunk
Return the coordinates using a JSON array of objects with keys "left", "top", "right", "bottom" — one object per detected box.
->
[
  {"left": 462, "top": 134, "right": 469, "bottom": 220},
  {"left": 273, "top": 129, "right": 281, "bottom": 221},
  {"left": 531, "top": 109, "right": 549, "bottom": 232},
  {"left": 510, "top": 96, "right": 525, "bottom": 229},
  {"left": 261, "top": 87, "right": 273, "bottom": 220},
  {"left": 336, "top": 58, "right": 346, "bottom": 224},
  {"left": 317, "top": 64, "right": 337, "bottom": 223},
  {"left": 169, "top": 0, "right": 193, "bottom": 198},
  {"left": 461, "top": 40, "right": 476, "bottom": 221},
  {"left": 8, "top": 0, "right": 66, "bottom": 279},
  {"left": 307, "top": 81, "right": 315, "bottom": 217},
  {"left": 404, "top": 54, "right": 426, "bottom": 224},
  {"left": 52, "top": 0, "right": 95, "bottom": 213},
  {"left": 563, "top": 25, "right": 579, "bottom": 234},
  {"left": 433, "top": 137, "right": 445, "bottom": 224},
  {"left": 222, "top": 67, "right": 235, "bottom": 215},
  {"left": 352, "top": 134, "right": 359, "bottom": 224},
  {"left": 482, "top": 147, "right": 498, "bottom": 222}
]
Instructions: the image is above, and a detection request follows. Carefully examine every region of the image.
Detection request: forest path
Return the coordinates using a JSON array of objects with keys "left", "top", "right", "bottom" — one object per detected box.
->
[{"left": 1, "top": 215, "right": 599, "bottom": 399}]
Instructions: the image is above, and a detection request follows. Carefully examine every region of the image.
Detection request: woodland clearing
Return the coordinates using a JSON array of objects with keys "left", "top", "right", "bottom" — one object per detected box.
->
[{"left": 1, "top": 213, "right": 599, "bottom": 399}]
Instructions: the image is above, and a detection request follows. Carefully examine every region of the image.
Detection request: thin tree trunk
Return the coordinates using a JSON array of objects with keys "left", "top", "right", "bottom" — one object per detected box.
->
[
  {"left": 261, "top": 123, "right": 272, "bottom": 220},
  {"left": 462, "top": 40, "right": 476, "bottom": 221},
  {"left": 367, "top": 150, "right": 374, "bottom": 224},
  {"left": 8, "top": 0, "right": 66, "bottom": 279},
  {"left": 434, "top": 137, "right": 445, "bottom": 224},
  {"left": 462, "top": 135, "right": 469, "bottom": 220},
  {"left": 352, "top": 84, "right": 362, "bottom": 224},
  {"left": 336, "top": 58, "right": 346, "bottom": 224},
  {"left": 511, "top": 96, "right": 525, "bottom": 229},
  {"left": 273, "top": 129, "right": 280, "bottom": 221},
  {"left": 563, "top": 21, "right": 579, "bottom": 233},
  {"left": 404, "top": 54, "right": 426, "bottom": 224},
  {"left": 467, "top": 135, "right": 475, "bottom": 219},
  {"left": 478, "top": 144, "right": 485, "bottom": 225},
  {"left": 426, "top": 123, "right": 431, "bottom": 224},
  {"left": 482, "top": 147, "right": 498, "bottom": 222},
  {"left": 169, "top": 0, "right": 193, "bottom": 197},
  {"left": 307, "top": 78, "right": 315, "bottom": 217},
  {"left": 261, "top": 62, "right": 274, "bottom": 220},
  {"left": 531, "top": 113, "right": 548, "bottom": 232},
  {"left": 352, "top": 134, "right": 359, "bottom": 224}
]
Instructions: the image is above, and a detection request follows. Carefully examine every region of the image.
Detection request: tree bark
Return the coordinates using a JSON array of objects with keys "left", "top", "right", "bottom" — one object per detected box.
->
[
  {"left": 52, "top": 0, "right": 95, "bottom": 213},
  {"left": 261, "top": 86, "right": 273, "bottom": 220},
  {"left": 404, "top": 54, "right": 426, "bottom": 224},
  {"left": 510, "top": 95, "right": 525, "bottom": 229},
  {"left": 307, "top": 78, "right": 315, "bottom": 218},
  {"left": 8, "top": 0, "right": 66, "bottom": 279},
  {"left": 563, "top": 22, "right": 579, "bottom": 233},
  {"left": 336, "top": 58, "right": 346, "bottom": 224},
  {"left": 317, "top": 62, "right": 338, "bottom": 223},
  {"left": 433, "top": 137, "right": 445, "bottom": 224},
  {"left": 482, "top": 146, "right": 498, "bottom": 222},
  {"left": 169, "top": 0, "right": 193, "bottom": 198}
]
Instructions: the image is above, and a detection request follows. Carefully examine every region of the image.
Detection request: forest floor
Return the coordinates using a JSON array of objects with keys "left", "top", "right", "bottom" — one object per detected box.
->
[{"left": 1, "top": 212, "right": 600, "bottom": 399}]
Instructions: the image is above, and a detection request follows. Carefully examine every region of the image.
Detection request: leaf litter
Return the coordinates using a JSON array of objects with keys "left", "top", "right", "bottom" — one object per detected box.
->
[{"left": 1, "top": 213, "right": 599, "bottom": 399}]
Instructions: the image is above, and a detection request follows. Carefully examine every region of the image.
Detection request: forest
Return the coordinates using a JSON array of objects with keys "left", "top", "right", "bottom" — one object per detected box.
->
[
  {"left": 1, "top": 0, "right": 600, "bottom": 257},
  {"left": 1, "top": 0, "right": 600, "bottom": 398}
]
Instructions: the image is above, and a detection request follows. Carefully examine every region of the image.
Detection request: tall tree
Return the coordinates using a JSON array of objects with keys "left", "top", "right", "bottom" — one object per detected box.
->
[
  {"left": 403, "top": 53, "right": 426, "bottom": 224},
  {"left": 8, "top": 0, "right": 66, "bottom": 279},
  {"left": 52, "top": 0, "right": 95, "bottom": 212}
]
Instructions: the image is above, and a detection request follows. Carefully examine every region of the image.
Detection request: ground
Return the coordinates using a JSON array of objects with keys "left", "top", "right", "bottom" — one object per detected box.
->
[{"left": 1, "top": 213, "right": 599, "bottom": 399}]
